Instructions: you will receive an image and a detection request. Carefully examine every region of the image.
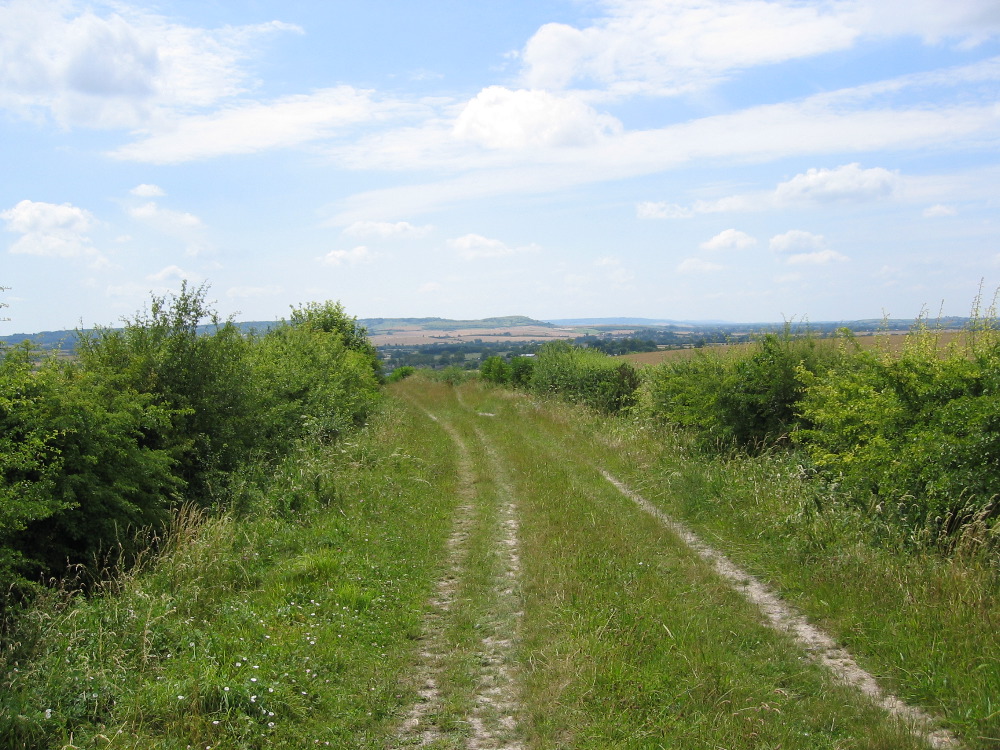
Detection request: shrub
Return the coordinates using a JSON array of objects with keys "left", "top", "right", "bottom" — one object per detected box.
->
[
  {"left": 529, "top": 341, "right": 640, "bottom": 413},
  {"left": 479, "top": 355, "right": 511, "bottom": 385},
  {"left": 795, "top": 324, "right": 1000, "bottom": 535},
  {"left": 386, "top": 365, "right": 416, "bottom": 383},
  {"left": 639, "top": 330, "right": 844, "bottom": 450}
]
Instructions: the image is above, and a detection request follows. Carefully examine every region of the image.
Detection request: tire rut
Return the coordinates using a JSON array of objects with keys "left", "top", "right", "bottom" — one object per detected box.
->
[
  {"left": 391, "top": 409, "right": 524, "bottom": 750},
  {"left": 602, "top": 470, "right": 963, "bottom": 750}
]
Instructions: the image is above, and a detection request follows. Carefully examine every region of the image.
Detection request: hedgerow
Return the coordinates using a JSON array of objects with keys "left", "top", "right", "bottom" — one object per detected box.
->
[{"left": 0, "top": 285, "right": 381, "bottom": 605}]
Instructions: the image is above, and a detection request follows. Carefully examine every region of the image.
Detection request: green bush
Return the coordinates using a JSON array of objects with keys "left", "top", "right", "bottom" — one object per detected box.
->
[
  {"left": 0, "top": 287, "right": 382, "bottom": 605},
  {"left": 795, "top": 325, "right": 1000, "bottom": 536},
  {"left": 639, "top": 331, "right": 843, "bottom": 450},
  {"left": 0, "top": 345, "right": 179, "bottom": 599},
  {"left": 529, "top": 341, "right": 639, "bottom": 413},
  {"left": 386, "top": 365, "right": 416, "bottom": 383},
  {"left": 479, "top": 355, "right": 511, "bottom": 385}
]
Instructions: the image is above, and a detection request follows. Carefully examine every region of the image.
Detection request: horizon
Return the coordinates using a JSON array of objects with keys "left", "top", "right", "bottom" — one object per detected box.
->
[{"left": 2, "top": 1, "right": 999, "bottom": 334}]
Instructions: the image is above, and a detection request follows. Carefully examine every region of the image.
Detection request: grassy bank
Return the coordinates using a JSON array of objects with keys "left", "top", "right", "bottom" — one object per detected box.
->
[{"left": 0, "top": 396, "right": 461, "bottom": 749}]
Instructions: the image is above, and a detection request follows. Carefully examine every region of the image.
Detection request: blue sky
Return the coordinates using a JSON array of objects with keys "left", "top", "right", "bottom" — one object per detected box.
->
[{"left": 2, "top": 0, "right": 999, "bottom": 333}]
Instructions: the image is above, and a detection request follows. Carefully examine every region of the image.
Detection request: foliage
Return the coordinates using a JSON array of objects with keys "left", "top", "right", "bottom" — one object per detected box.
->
[
  {"left": 639, "top": 330, "right": 845, "bottom": 450},
  {"left": 795, "top": 322, "right": 1000, "bottom": 536},
  {"left": 385, "top": 365, "right": 416, "bottom": 383},
  {"left": 289, "top": 300, "right": 382, "bottom": 379},
  {"left": 528, "top": 341, "right": 640, "bottom": 413},
  {"left": 479, "top": 355, "right": 512, "bottom": 385},
  {"left": 0, "top": 285, "right": 381, "bottom": 605}
]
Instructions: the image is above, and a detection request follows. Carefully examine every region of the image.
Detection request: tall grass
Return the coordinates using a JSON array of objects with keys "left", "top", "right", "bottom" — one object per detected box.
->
[{"left": 0, "top": 396, "right": 461, "bottom": 749}]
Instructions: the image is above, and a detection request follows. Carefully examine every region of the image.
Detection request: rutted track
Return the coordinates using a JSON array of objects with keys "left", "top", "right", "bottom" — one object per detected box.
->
[
  {"left": 387, "top": 380, "right": 968, "bottom": 750},
  {"left": 392, "top": 402, "right": 525, "bottom": 749}
]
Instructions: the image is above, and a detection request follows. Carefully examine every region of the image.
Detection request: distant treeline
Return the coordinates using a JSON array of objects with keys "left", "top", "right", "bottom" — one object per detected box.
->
[{"left": 3, "top": 316, "right": 973, "bottom": 355}]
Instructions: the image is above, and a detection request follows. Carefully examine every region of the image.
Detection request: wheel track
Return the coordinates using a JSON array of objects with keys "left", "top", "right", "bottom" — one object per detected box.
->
[{"left": 391, "top": 400, "right": 524, "bottom": 750}]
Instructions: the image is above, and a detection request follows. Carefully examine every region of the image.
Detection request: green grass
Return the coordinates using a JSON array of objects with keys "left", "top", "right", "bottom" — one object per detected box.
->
[
  {"left": 410, "top": 381, "right": 937, "bottom": 749},
  {"left": 4, "top": 376, "right": 996, "bottom": 748},
  {"left": 493, "top": 383, "right": 998, "bottom": 748},
  {"left": 0, "top": 396, "right": 463, "bottom": 749}
]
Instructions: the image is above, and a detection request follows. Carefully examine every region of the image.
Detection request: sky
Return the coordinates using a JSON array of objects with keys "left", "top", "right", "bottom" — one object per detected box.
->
[{"left": 1, "top": 0, "right": 999, "bottom": 334}]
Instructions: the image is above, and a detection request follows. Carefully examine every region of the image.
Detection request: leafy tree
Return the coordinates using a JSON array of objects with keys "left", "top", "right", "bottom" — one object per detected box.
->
[
  {"left": 479, "top": 355, "right": 511, "bottom": 384},
  {"left": 288, "top": 301, "right": 382, "bottom": 379}
]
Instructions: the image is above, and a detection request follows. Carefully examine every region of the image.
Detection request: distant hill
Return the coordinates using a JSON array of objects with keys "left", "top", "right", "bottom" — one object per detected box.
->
[
  {"left": 545, "top": 317, "right": 728, "bottom": 327},
  {"left": 1, "top": 314, "right": 974, "bottom": 353}
]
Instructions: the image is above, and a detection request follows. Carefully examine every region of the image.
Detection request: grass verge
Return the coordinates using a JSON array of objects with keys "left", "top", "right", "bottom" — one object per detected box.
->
[{"left": 0, "top": 395, "right": 462, "bottom": 749}]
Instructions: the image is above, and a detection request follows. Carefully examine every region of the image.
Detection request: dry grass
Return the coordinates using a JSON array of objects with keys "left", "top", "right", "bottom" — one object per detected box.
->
[{"left": 621, "top": 330, "right": 969, "bottom": 367}]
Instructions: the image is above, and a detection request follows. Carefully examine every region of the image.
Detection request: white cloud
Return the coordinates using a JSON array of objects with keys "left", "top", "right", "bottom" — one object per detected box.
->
[
  {"left": 923, "top": 203, "right": 958, "bottom": 217},
  {"left": 332, "top": 64, "right": 1000, "bottom": 224},
  {"left": 700, "top": 229, "right": 757, "bottom": 252},
  {"left": 447, "top": 233, "right": 540, "bottom": 259},
  {"left": 769, "top": 229, "right": 827, "bottom": 254},
  {"left": 320, "top": 245, "right": 373, "bottom": 266},
  {"left": 129, "top": 201, "right": 203, "bottom": 229},
  {"left": 677, "top": 257, "right": 725, "bottom": 273},
  {"left": 774, "top": 272, "right": 803, "bottom": 284},
  {"left": 453, "top": 86, "right": 622, "bottom": 149},
  {"left": 419, "top": 282, "right": 443, "bottom": 293},
  {"left": 127, "top": 200, "right": 208, "bottom": 255},
  {"left": 227, "top": 285, "right": 282, "bottom": 299},
  {"left": 518, "top": 1, "right": 1000, "bottom": 98},
  {"left": 0, "top": 0, "right": 301, "bottom": 128},
  {"left": 775, "top": 163, "right": 899, "bottom": 203},
  {"left": 1, "top": 199, "right": 104, "bottom": 261},
  {"left": 111, "top": 87, "right": 405, "bottom": 163},
  {"left": 520, "top": 0, "right": 859, "bottom": 97},
  {"left": 786, "top": 249, "right": 849, "bottom": 265},
  {"left": 343, "top": 220, "right": 433, "bottom": 239},
  {"left": 147, "top": 265, "right": 193, "bottom": 282},
  {"left": 637, "top": 201, "right": 693, "bottom": 219},
  {"left": 130, "top": 184, "right": 165, "bottom": 197}
]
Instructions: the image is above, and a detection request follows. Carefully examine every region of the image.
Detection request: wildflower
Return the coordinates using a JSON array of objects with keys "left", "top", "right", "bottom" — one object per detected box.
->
[{"left": 44, "top": 709, "right": 52, "bottom": 720}]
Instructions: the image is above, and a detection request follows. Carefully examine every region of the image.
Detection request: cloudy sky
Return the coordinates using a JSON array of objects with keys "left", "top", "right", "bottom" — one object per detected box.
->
[{"left": 2, "top": 0, "right": 999, "bottom": 333}]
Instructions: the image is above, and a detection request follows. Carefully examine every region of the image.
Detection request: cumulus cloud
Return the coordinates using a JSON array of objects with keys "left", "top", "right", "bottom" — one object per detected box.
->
[
  {"left": 770, "top": 230, "right": 848, "bottom": 264},
  {"left": 700, "top": 229, "right": 757, "bottom": 251},
  {"left": 769, "top": 229, "right": 827, "bottom": 254},
  {"left": 0, "top": 0, "right": 301, "bottom": 128},
  {"left": 127, "top": 199, "right": 208, "bottom": 255},
  {"left": 343, "top": 220, "right": 433, "bottom": 239},
  {"left": 923, "top": 203, "right": 958, "bottom": 217},
  {"left": 786, "top": 249, "right": 849, "bottom": 265},
  {"left": 447, "top": 233, "right": 540, "bottom": 259},
  {"left": 677, "top": 257, "right": 725, "bottom": 273},
  {"left": 454, "top": 86, "right": 622, "bottom": 149},
  {"left": 130, "top": 183, "right": 166, "bottom": 197},
  {"left": 147, "top": 265, "right": 193, "bottom": 282},
  {"left": 320, "top": 245, "right": 373, "bottom": 266},
  {"left": 520, "top": 0, "right": 859, "bottom": 96},
  {"left": 1, "top": 199, "right": 104, "bottom": 262},
  {"left": 129, "top": 201, "right": 203, "bottom": 229},
  {"left": 594, "top": 256, "right": 634, "bottom": 285},
  {"left": 775, "top": 163, "right": 899, "bottom": 203}
]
